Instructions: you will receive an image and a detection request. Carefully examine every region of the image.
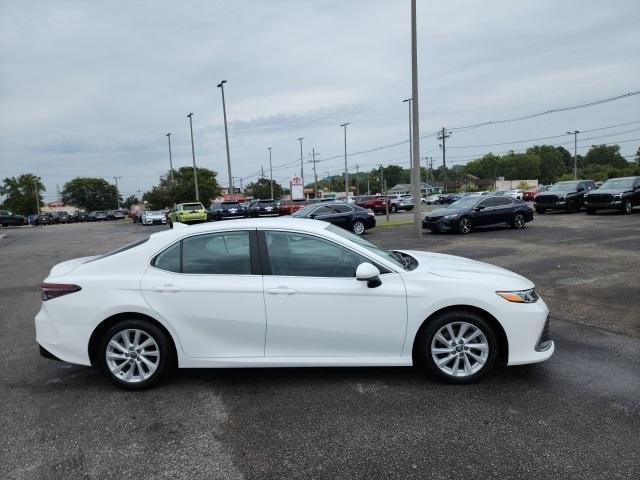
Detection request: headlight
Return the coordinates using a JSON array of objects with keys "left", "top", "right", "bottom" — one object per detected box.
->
[
  {"left": 443, "top": 214, "right": 459, "bottom": 219},
  {"left": 613, "top": 194, "right": 622, "bottom": 199},
  {"left": 496, "top": 288, "right": 539, "bottom": 303}
]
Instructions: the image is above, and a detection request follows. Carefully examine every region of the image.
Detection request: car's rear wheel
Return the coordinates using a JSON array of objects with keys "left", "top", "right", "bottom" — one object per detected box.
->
[
  {"left": 390, "top": 204, "right": 397, "bottom": 213},
  {"left": 535, "top": 207, "right": 545, "bottom": 214},
  {"left": 567, "top": 200, "right": 578, "bottom": 213},
  {"left": 168, "top": 219, "right": 173, "bottom": 229},
  {"left": 586, "top": 208, "right": 596, "bottom": 215},
  {"left": 622, "top": 199, "right": 633, "bottom": 214},
  {"left": 418, "top": 310, "right": 498, "bottom": 384},
  {"left": 97, "top": 319, "right": 172, "bottom": 390},
  {"left": 351, "top": 220, "right": 366, "bottom": 235},
  {"left": 458, "top": 216, "right": 472, "bottom": 234},
  {"left": 511, "top": 212, "right": 526, "bottom": 229}
]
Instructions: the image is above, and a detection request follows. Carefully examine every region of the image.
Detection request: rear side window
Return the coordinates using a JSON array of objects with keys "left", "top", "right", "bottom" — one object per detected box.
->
[
  {"left": 496, "top": 197, "right": 514, "bottom": 206},
  {"left": 153, "top": 231, "right": 252, "bottom": 275},
  {"left": 333, "top": 204, "right": 353, "bottom": 213}
]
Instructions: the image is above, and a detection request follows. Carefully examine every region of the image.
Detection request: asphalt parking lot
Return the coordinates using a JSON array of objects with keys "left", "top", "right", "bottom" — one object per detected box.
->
[{"left": 1, "top": 213, "right": 639, "bottom": 479}]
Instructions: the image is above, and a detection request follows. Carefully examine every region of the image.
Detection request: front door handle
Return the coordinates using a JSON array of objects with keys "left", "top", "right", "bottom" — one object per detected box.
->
[
  {"left": 266, "top": 287, "right": 297, "bottom": 295},
  {"left": 152, "top": 285, "right": 182, "bottom": 293}
]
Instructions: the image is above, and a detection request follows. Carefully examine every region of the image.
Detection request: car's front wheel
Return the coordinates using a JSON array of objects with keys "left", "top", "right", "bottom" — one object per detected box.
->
[
  {"left": 622, "top": 199, "right": 633, "bottom": 214},
  {"left": 351, "top": 220, "right": 366, "bottom": 235},
  {"left": 419, "top": 310, "right": 498, "bottom": 384},
  {"left": 457, "top": 216, "right": 473, "bottom": 234},
  {"left": 97, "top": 319, "right": 172, "bottom": 390}
]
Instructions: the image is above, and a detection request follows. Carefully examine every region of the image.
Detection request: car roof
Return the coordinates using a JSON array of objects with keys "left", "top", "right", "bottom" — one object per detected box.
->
[{"left": 150, "top": 217, "right": 329, "bottom": 242}]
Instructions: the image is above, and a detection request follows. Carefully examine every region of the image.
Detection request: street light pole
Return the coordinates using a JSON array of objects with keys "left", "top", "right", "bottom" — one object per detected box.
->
[
  {"left": 297, "top": 137, "right": 304, "bottom": 186},
  {"left": 267, "top": 147, "right": 274, "bottom": 199},
  {"left": 166, "top": 133, "right": 174, "bottom": 184},
  {"left": 567, "top": 130, "right": 579, "bottom": 179},
  {"left": 186, "top": 113, "right": 200, "bottom": 202},
  {"left": 403, "top": 98, "right": 413, "bottom": 184},
  {"left": 217, "top": 80, "right": 234, "bottom": 200},
  {"left": 410, "top": 0, "right": 422, "bottom": 236},
  {"left": 112, "top": 176, "right": 122, "bottom": 209},
  {"left": 340, "top": 123, "right": 350, "bottom": 199}
]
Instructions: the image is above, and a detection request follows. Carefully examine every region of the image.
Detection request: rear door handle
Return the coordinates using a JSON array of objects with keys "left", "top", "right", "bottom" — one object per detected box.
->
[
  {"left": 152, "top": 285, "right": 182, "bottom": 293},
  {"left": 266, "top": 287, "right": 297, "bottom": 295}
]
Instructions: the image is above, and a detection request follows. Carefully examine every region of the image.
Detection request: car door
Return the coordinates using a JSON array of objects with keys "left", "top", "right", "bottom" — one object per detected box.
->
[
  {"left": 473, "top": 197, "right": 500, "bottom": 226},
  {"left": 140, "top": 230, "right": 266, "bottom": 358},
  {"left": 492, "top": 197, "right": 516, "bottom": 224},
  {"left": 325, "top": 204, "right": 354, "bottom": 228},
  {"left": 260, "top": 230, "right": 407, "bottom": 357}
]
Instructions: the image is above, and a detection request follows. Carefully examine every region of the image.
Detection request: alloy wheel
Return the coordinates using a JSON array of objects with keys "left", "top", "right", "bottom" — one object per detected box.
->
[
  {"left": 430, "top": 322, "right": 489, "bottom": 378},
  {"left": 458, "top": 218, "right": 472, "bottom": 234},
  {"left": 513, "top": 213, "right": 525, "bottom": 229},
  {"left": 352, "top": 221, "right": 365, "bottom": 235},
  {"left": 105, "top": 329, "right": 160, "bottom": 383},
  {"left": 623, "top": 200, "right": 632, "bottom": 214}
]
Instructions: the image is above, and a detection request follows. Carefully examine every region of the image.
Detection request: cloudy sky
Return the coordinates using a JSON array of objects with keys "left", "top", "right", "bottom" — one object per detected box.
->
[{"left": 1, "top": 0, "right": 639, "bottom": 201}]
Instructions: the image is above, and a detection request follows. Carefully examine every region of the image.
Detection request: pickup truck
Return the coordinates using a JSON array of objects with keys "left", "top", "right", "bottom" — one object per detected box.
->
[{"left": 0, "top": 210, "right": 26, "bottom": 227}]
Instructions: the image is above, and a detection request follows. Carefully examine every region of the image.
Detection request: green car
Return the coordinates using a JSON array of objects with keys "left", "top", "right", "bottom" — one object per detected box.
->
[{"left": 167, "top": 202, "right": 207, "bottom": 227}]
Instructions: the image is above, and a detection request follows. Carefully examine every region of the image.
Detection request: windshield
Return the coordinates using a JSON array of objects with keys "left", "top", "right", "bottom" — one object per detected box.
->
[
  {"left": 148, "top": 211, "right": 162, "bottom": 215},
  {"left": 293, "top": 205, "right": 318, "bottom": 217},
  {"left": 548, "top": 181, "right": 579, "bottom": 191},
  {"left": 325, "top": 224, "right": 405, "bottom": 269},
  {"left": 448, "top": 197, "right": 479, "bottom": 209},
  {"left": 600, "top": 178, "right": 635, "bottom": 189}
]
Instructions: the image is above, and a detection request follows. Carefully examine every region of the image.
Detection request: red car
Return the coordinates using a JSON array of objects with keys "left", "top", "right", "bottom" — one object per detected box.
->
[
  {"left": 523, "top": 187, "right": 542, "bottom": 201},
  {"left": 279, "top": 199, "right": 308, "bottom": 215},
  {"left": 355, "top": 195, "right": 389, "bottom": 213}
]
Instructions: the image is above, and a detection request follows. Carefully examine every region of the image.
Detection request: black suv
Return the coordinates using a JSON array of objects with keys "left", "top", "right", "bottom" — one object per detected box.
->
[
  {"left": 53, "top": 211, "right": 73, "bottom": 224},
  {"left": 0, "top": 210, "right": 26, "bottom": 227},
  {"left": 247, "top": 199, "right": 279, "bottom": 217},
  {"left": 584, "top": 176, "right": 640, "bottom": 214},
  {"left": 207, "top": 201, "right": 247, "bottom": 221},
  {"left": 534, "top": 180, "right": 596, "bottom": 213}
]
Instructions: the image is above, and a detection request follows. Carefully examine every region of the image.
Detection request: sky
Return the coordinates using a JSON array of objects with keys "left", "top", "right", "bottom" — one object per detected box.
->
[{"left": 1, "top": 0, "right": 639, "bottom": 202}]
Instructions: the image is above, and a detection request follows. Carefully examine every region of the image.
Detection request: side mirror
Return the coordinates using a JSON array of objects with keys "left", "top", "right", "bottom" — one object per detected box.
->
[
  {"left": 308, "top": 213, "right": 316, "bottom": 219},
  {"left": 475, "top": 205, "right": 485, "bottom": 211},
  {"left": 356, "top": 262, "right": 382, "bottom": 288}
]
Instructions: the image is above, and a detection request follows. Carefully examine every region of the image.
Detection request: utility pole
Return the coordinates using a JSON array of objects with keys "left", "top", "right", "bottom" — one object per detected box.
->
[
  {"left": 438, "top": 127, "right": 451, "bottom": 193},
  {"left": 187, "top": 113, "right": 200, "bottom": 202},
  {"left": 239, "top": 177, "right": 243, "bottom": 192},
  {"left": 410, "top": 0, "right": 422, "bottom": 236},
  {"left": 567, "top": 130, "right": 579, "bottom": 179},
  {"left": 297, "top": 137, "right": 304, "bottom": 185},
  {"left": 340, "top": 123, "right": 350, "bottom": 199},
  {"left": 367, "top": 172, "right": 370, "bottom": 195},
  {"left": 312, "top": 148, "right": 318, "bottom": 198},
  {"left": 267, "top": 147, "right": 274, "bottom": 199},
  {"left": 326, "top": 171, "right": 332, "bottom": 191},
  {"left": 355, "top": 164, "right": 360, "bottom": 195},
  {"left": 217, "top": 80, "right": 234, "bottom": 200},
  {"left": 34, "top": 179, "right": 40, "bottom": 215}
]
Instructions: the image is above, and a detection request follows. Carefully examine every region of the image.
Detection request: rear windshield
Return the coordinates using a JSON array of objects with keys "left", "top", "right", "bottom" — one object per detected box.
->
[
  {"left": 183, "top": 203, "right": 203, "bottom": 210},
  {"left": 222, "top": 202, "right": 241, "bottom": 207},
  {"left": 87, "top": 237, "right": 149, "bottom": 263}
]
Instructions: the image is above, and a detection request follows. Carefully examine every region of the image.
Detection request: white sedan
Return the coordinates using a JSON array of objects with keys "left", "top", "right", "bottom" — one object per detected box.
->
[{"left": 36, "top": 218, "right": 554, "bottom": 389}]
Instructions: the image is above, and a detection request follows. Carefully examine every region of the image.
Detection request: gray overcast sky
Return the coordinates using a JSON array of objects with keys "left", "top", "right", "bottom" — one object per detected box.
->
[{"left": 1, "top": 0, "right": 639, "bottom": 200}]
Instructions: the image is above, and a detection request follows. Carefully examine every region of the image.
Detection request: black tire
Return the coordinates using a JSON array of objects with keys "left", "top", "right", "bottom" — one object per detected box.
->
[
  {"left": 567, "top": 200, "right": 578, "bottom": 214},
  {"left": 417, "top": 310, "right": 498, "bottom": 384},
  {"left": 457, "top": 216, "right": 473, "bottom": 234},
  {"left": 586, "top": 208, "right": 596, "bottom": 215},
  {"left": 96, "top": 319, "right": 173, "bottom": 390},
  {"left": 535, "top": 207, "right": 545, "bottom": 214},
  {"left": 622, "top": 199, "right": 633, "bottom": 215},
  {"left": 390, "top": 204, "right": 397, "bottom": 213},
  {"left": 511, "top": 212, "right": 526, "bottom": 229},
  {"left": 168, "top": 219, "right": 173, "bottom": 229},
  {"left": 351, "top": 220, "right": 366, "bottom": 235}
]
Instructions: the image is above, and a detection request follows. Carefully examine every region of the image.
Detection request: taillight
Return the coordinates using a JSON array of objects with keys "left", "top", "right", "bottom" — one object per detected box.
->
[{"left": 41, "top": 283, "right": 81, "bottom": 301}]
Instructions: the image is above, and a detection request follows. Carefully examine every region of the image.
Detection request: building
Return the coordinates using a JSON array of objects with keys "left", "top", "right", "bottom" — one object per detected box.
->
[{"left": 388, "top": 182, "right": 436, "bottom": 196}]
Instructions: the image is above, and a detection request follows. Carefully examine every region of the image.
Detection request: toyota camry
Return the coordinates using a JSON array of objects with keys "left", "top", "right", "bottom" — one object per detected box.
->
[{"left": 36, "top": 218, "right": 553, "bottom": 389}]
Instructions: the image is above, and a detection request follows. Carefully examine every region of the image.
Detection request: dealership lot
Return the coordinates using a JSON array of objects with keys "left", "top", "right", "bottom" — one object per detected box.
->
[{"left": 1, "top": 214, "right": 639, "bottom": 479}]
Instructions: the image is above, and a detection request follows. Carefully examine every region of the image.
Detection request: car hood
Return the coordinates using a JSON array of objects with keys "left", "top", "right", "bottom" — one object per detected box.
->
[
  {"left": 48, "top": 256, "right": 99, "bottom": 277},
  {"left": 586, "top": 188, "right": 629, "bottom": 195},
  {"left": 425, "top": 207, "right": 468, "bottom": 218},
  {"left": 397, "top": 250, "right": 533, "bottom": 289}
]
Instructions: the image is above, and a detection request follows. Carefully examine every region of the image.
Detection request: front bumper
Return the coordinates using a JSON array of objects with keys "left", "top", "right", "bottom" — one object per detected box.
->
[
  {"left": 499, "top": 298, "right": 555, "bottom": 365},
  {"left": 422, "top": 217, "right": 455, "bottom": 232},
  {"left": 585, "top": 200, "right": 623, "bottom": 209}
]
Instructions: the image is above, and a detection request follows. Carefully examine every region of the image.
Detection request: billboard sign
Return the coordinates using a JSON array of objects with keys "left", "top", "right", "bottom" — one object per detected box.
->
[{"left": 291, "top": 175, "right": 304, "bottom": 200}]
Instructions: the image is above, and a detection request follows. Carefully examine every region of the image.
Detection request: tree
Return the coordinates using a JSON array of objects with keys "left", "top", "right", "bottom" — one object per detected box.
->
[
  {"left": 583, "top": 144, "right": 628, "bottom": 169},
  {"left": 62, "top": 178, "right": 119, "bottom": 211},
  {"left": 124, "top": 195, "right": 140, "bottom": 208},
  {"left": 527, "top": 145, "right": 568, "bottom": 183},
  {"left": 0, "top": 173, "right": 45, "bottom": 215},
  {"left": 244, "top": 177, "right": 283, "bottom": 199},
  {"left": 143, "top": 167, "right": 221, "bottom": 210},
  {"left": 635, "top": 147, "right": 640, "bottom": 165}
]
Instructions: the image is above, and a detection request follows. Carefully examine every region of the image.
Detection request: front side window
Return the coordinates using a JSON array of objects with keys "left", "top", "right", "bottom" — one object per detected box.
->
[{"left": 265, "top": 231, "right": 368, "bottom": 277}]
